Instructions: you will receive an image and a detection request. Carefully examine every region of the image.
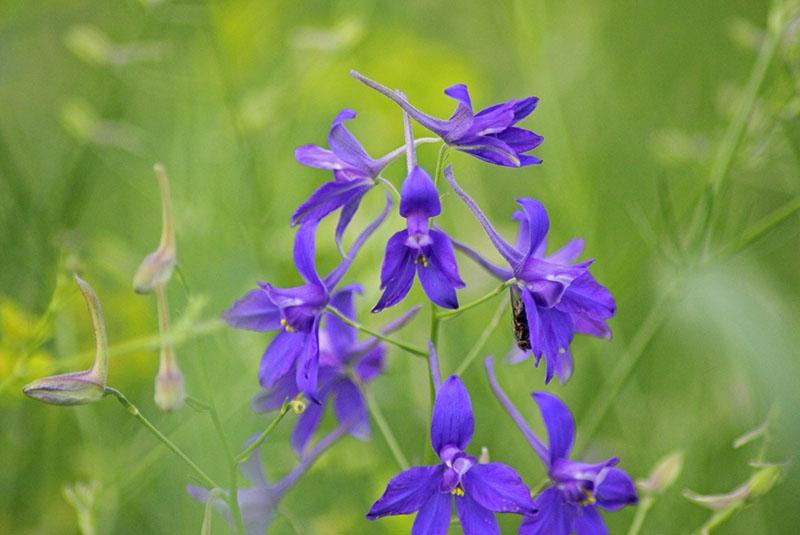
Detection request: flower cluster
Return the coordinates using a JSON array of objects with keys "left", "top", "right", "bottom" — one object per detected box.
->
[{"left": 222, "top": 70, "right": 637, "bottom": 533}]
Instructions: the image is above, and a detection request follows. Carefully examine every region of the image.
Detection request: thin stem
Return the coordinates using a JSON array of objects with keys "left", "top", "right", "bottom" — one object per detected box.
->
[
  {"left": 206, "top": 395, "right": 245, "bottom": 535},
  {"left": 376, "top": 176, "right": 401, "bottom": 204},
  {"left": 363, "top": 387, "right": 410, "bottom": 470},
  {"left": 324, "top": 306, "right": 427, "bottom": 357},
  {"left": 236, "top": 403, "right": 291, "bottom": 464},
  {"left": 436, "top": 280, "right": 514, "bottom": 321},
  {"left": 455, "top": 299, "right": 508, "bottom": 376},
  {"left": 154, "top": 285, "right": 178, "bottom": 376},
  {"left": 714, "top": 196, "right": 800, "bottom": 259},
  {"left": 433, "top": 143, "right": 449, "bottom": 189},
  {"left": 627, "top": 494, "right": 655, "bottom": 535},
  {"left": 104, "top": 387, "right": 220, "bottom": 490},
  {"left": 403, "top": 111, "right": 416, "bottom": 173}
]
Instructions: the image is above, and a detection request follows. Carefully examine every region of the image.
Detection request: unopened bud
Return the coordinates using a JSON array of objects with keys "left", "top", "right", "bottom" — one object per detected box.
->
[
  {"left": 639, "top": 451, "right": 684, "bottom": 494},
  {"left": 23, "top": 276, "right": 108, "bottom": 406},
  {"left": 683, "top": 464, "right": 782, "bottom": 511},
  {"left": 479, "top": 447, "right": 490, "bottom": 464},
  {"left": 746, "top": 464, "right": 781, "bottom": 501},
  {"left": 154, "top": 366, "right": 185, "bottom": 411},
  {"left": 289, "top": 394, "right": 307, "bottom": 414},
  {"left": 133, "top": 163, "right": 176, "bottom": 294},
  {"left": 64, "top": 25, "right": 113, "bottom": 65}
]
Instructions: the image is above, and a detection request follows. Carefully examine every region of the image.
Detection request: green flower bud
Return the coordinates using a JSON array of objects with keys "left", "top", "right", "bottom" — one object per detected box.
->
[
  {"left": 639, "top": 451, "right": 684, "bottom": 494},
  {"left": 289, "top": 393, "right": 307, "bottom": 414},
  {"left": 154, "top": 366, "right": 185, "bottom": 412},
  {"left": 133, "top": 164, "right": 176, "bottom": 294}
]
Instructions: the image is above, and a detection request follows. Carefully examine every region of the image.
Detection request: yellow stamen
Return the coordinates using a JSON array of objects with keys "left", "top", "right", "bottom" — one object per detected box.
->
[
  {"left": 280, "top": 319, "right": 296, "bottom": 333},
  {"left": 579, "top": 489, "right": 596, "bottom": 506},
  {"left": 416, "top": 255, "right": 428, "bottom": 268},
  {"left": 451, "top": 485, "right": 465, "bottom": 497}
]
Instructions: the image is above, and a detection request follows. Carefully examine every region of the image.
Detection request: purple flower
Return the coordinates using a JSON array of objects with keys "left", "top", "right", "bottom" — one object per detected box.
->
[
  {"left": 485, "top": 358, "right": 637, "bottom": 535},
  {"left": 293, "top": 109, "right": 415, "bottom": 251},
  {"left": 367, "top": 375, "right": 536, "bottom": 534},
  {"left": 373, "top": 113, "right": 465, "bottom": 312},
  {"left": 446, "top": 166, "right": 615, "bottom": 384},
  {"left": 351, "top": 70, "right": 542, "bottom": 167},
  {"left": 188, "top": 426, "right": 348, "bottom": 535},
  {"left": 223, "top": 196, "right": 391, "bottom": 398},
  {"left": 253, "top": 287, "right": 420, "bottom": 455}
]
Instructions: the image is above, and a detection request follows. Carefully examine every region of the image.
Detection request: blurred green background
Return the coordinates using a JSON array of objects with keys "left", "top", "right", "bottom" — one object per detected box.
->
[{"left": 1, "top": 0, "right": 799, "bottom": 533}]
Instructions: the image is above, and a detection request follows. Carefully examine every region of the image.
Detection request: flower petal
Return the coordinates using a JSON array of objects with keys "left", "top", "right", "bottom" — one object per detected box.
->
[
  {"left": 411, "top": 492, "right": 452, "bottom": 535},
  {"left": 417, "top": 232, "right": 464, "bottom": 310},
  {"left": 462, "top": 462, "right": 537, "bottom": 514},
  {"left": 259, "top": 331, "right": 303, "bottom": 389},
  {"left": 291, "top": 398, "right": 324, "bottom": 455},
  {"left": 532, "top": 392, "right": 575, "bottom": 463},
  {"left": 516, "top": 199, "right": 549, "bottom": 263},
  {"left": 574, "top": 506, "right": 609, "bottom": 535},
  {"left": 431, "top": 375, "right": 474, "bottom": 455},
  {"left": 222, "top": 288, "right": 282, "bottom": 332},
  {"left": 325, "top": 285, "right": 362, "bottom": 357},
  {"left": 367, "top": 465, "right": 444, "bottom": 519},
  {"left": 252, "top": 373, "right": 298, "bottom": 413},
  {"left": 458, "top": 136, "right": 521, "bottom": 167},
  {"left": 518, "top": 487, "right": 573, "bottom": 535},
  {"left": 496, "top": 126, "right": 543, "bottom": 153},
  {"left": 538, "top": 307, "right": 575, "bottom": 384},
  {"left": 450, "top": 235, "right": 514, "bottom": 280},
  {"left": 294, "top": 144, "right": 344, "bottom": 170},
  {"left": 327, "top": 109, "right": 376, "bottom": 172},
  {"left": 333, "top": 379, "right": 370, "bottom": 439},
  {"left": 295, "top": 318, "right": 321, "bottom": 397},
  {"left": 291, "top": 221, "right": 323, "bottom": 286},
  {"left": 557, "top": 272, "right": 615, "bottom": 340},
  {"left": 290, "top": 178, "right": 372, "bottom": 228},
  {"left": 354, "top": 345, "right": 386, "bottom": 383},
  {"left": 547, "top": 238, "right": 585, "bottom": 264},
  {"left": 400, "top": 166, "right": 441, "bottom": 219},
  {"left": 373, "top": 231, "right": 416, "bottom": 312},
  {"left": 455, "top": 494, "right": 500, "bottom": 535},
  {"left": 445, "top": 165, "right": 522, "bottom": 266},
  {"left": 596, "top": 468, "right": 638, "bottom": 511},
  {"left": 334, "top": 191, "right": 368, "bottom": 254}
]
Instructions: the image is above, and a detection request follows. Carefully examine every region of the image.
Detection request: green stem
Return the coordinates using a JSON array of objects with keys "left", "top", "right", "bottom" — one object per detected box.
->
[
  {"left": 627, "top": 494, "right": 655, "bottom": 535},
  {"left": 436, "top": 280, "right": 514, "bottom": 321},
  {"left": 324, "top": 306, "right": 427, "bottom": 357},
  {"left": 454, "top": 299, "right": 508, "bottom": 376},
  {"left": 433, "top": 143, "right": 449, "bottom": 188},
  {"left": 208, "top": 400, "right": 245, "bottom": 535},
  {"left": 715, "top": 196, "right": 800, "bottom": 259},
  {"left": 104, "top": 387, "right": 220, "bottom": 490},
  {"left": 363, "top": 387, "right": 410, "bottom": 470},
  {"left": 236, "top": 403, "right": 290, "bottom": 464}
]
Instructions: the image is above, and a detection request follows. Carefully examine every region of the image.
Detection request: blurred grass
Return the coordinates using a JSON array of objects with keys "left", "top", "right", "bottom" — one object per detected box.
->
[{"left": 1, "top": 0, "right": 799, "bottom": 533}]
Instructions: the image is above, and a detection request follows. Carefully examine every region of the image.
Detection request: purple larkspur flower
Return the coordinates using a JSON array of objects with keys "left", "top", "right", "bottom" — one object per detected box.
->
[
  {"left": 223, "top": 195, "right": 391, "bottom": 398},
  {"left": 188, "top": 426, "right": 348, "bottom": 535},
  {"left": 351, "top": 70, "right": 543, "bottom": 167},
  {"left": 367, "top": 374, "right": 536, "bottom": 534},
  {"left": 446, "top": 166, "right": 615, "bottom": 384},
  {"left": 253, "top": 287, "right": 420, "bottom": 455},
  {"left": 485, "top": 358, "right": 637, "bottom": 535},
  {"left": 373, "top": 113, "right": 464, "bottom": 312}
]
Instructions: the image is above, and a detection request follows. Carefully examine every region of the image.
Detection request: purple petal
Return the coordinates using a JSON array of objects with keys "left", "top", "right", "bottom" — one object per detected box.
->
[
  {"left": 325, "top": 285, "right": 362, "bottom": 357},
  {"left": 400, "top": 166, "right": 441, "bottom": 219},
  {"left": 546, "top": 238, "right": 585, "bottom": 264},
  {"left": 353, "top": 345, "right": 386, "bottom": 383},
  {"left": 533, "top": 392, "right": 575, "bottom": 463},
  {"left": 519, "top": 487, "right": 573, "bottom": 535},
  {"left": 557, "top": 272, "right": 615, "bottom": 340},
  {"left": 350, "top": 70, "right": 451, "bottom": 137},
  {"left": 411, "top": 492, "right": 452, "bottom": 535},
  {"left": 444, "top": 165, "right": 522, "bottom": 266},
  {"left": 290, "top": 179, "right": 372, "bottom": 228},
  {"left": 521, "top": 289, "right": 543, "bottom": 362},
  {"left": 516, "top": 199, "right": 549, "bottom": 263},
  {"left": 455, "top": 494, "right": 500, "bottom": 535},
  {"left": 417, "top": 232, "right": 464, "bottom": 310},
  {"left": 431, "top": 375, "right": 474, "bottom": 455},
  {"left": 458, "top": 136, "right": 521, "bottom": 167},
  {"left": 252, "top": 373, "right": 299, "bottom": 413},
  {"left": 292, "top": 221, "right": 323, "bottom": 286},
  {"left": 367, "top": 465, "right": 443, "bottom": 519},
  {"left": 519, "top": 154, "right": 544, "bottom": 166},
  {"left": 295, "top": 319, "right": 321, "bottom": 397},
  {"left": 496, "top": 126, "right": 543, "bottom": 153},
  {"left": 450, "top": 236, "right": 514, "bottom": 280},
  {"left": 335, "top": 192, "right": 368, "bottom": 254},
  {"left": 462, "top": 462, "right": 537, "bottom": 514},
  {"left": 551, "top": 458, "right": 619, "bottom": 486},
  {"left": 444, "top": 84, "right": 473, "bottom": 112},
  {"left": 468, "top": 105, "right": 516, "bottom": 136},
  {"left": 538, "top": 308, "right": 575, "bottom": 384},
  {"left": 327, "top": 109, "right": 376, "bottom": 172},
  {"left": 595, "top": 468, "right": 638, "bottom": 511},
  {"left": 373, "top": 231, "right": 416, "bottom": 312},
  {"left": 291, "top": 399, "right": 324, "bottom": 455},
  {"left": 294, "top": 144, "right": 344, "bottom": 171},
  {"left": 442, "top": 84, "right": 475, "bottom": 140},
  {"left": 222, "top": 288, "right": 281, "bottom": 332},
  {"left": 517, "top": 258, "right": 592, "bottom": 295},
  {"left": 333, "top": 379, "right": 370, "bottom": 439},
  {"left": 574, "top": 506, "right": 608, "bottom": 535},
  {"left": 239, "top": 444, "right": 268, "bottom": 487},
  {"left": 259, "top": 331, "right": 303, "bottom": 389}
]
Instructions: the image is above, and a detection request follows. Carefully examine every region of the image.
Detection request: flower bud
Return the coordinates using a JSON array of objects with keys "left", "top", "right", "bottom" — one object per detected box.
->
[
  {"left": 746, "top": 464, "right": 781, "bottom": 501},
  {"left": 23, "top": 276, "right": 108, "bottom": 406},
  {"left": 479, "top": 446, "right": 490, "bottom": 464},
  {"left": 289, "top": 393, "right": 307, "bottom": 414},
  {"left": 133, "top": 163, "right": 176, "bottom": 294},
  {"left": 639, "top": 451, "right": 684, "bottom": 494},
  {"left": 154, "top": 366, "right": 185, "bottom": 412}
]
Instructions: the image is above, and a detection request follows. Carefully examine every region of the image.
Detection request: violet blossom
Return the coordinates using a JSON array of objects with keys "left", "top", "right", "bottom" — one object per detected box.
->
[
  {"left": 446, "top": 166, "right": 615, "bottom": 383},
  {"left": 222, "top": 195, "right": 391, "bottom": 398},
  {"left": 351, "top": 70, "right": 542, "bottom": 167},
  {"left": 485, "top": 358, "right": 637, "bottom": 534},
  {"left": 253, "top": 287, "right": 420, "bottom": 455},
  {"left": 367, "top": 374, "right": 536, "bottom": 534}
]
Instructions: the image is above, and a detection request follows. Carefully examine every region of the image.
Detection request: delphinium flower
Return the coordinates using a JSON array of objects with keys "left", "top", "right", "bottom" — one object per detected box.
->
[
  {"left": 372, "top": 112, "right": 464, "bottom": 312},
  {"left": 253, "top": 287, "right": 420, "bottom": 455},
  {"left": 293, "top": 109, "right": 436, "bottom": 251},
  {"left": 351, "top": 70, "right": 543, "bottom": 167},
  {"left": 367, "top": 374, "right": 536, "bottom": 534},
  {"left": 223, "top": 196, "right": 391, "bottom": 398},
  {"left": 188, "top": 425, "right": 348, "bottom": 535},
  {"left": 485, "top": 358, "right": 637, "bottom": 534},
  {"left": 446, "top": 167, "right": 614, "bottom": 383}
]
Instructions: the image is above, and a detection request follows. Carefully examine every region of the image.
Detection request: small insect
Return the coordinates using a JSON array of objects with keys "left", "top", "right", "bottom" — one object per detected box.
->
[{"left": 509, "top": 286, "right": 531, "bottom": 351}]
